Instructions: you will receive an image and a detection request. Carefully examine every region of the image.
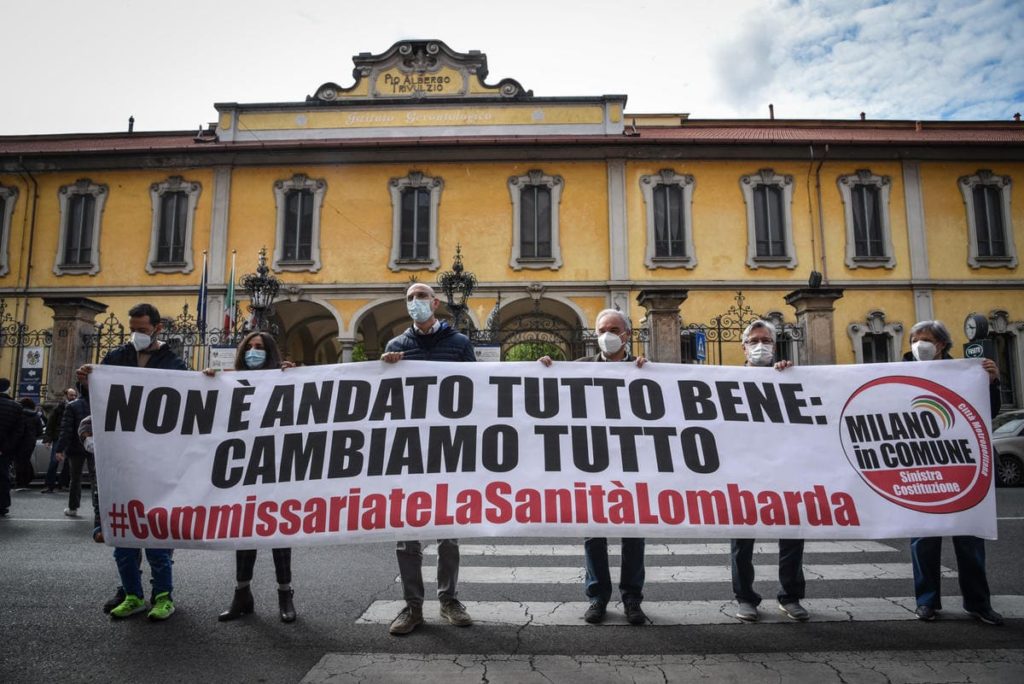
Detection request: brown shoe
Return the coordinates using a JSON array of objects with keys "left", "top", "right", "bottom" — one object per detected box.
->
[
  {"left": 389, "top": 605, "right": 423, "bottom": 635},
  {"left": 439, "top": 598, "right": 473, "bottom": 627}
]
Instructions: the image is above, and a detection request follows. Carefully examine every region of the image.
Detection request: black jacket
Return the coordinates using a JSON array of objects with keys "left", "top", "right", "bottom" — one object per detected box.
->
[
  {"left": 44, "top": 400, "right": 67, "bottom": 442},
  {"left": 16, "top": 408, "right": 44, "bottom": 460},
  {"left": 55, "top": 396, "right": 91, "bottom": 457},
  {"left": 0, "top": 393, "right": 25, "bottom": 458},
  {"left": 384, "top": 322, "right": 475, "bottom": 362},
  {"left": 101, "top": 342, "right": 189, "bottom": 371},
  {"left": 576, "top": 352, "right": 636, "bottom": 363},
  {"left": 902, "top": 350, "right": 1001, "bottom": 419}
]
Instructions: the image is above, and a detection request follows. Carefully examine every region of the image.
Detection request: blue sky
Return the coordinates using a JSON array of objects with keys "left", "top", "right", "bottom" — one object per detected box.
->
[{"left": 3, "top": 0, "right": 1022, "bottom": 135}]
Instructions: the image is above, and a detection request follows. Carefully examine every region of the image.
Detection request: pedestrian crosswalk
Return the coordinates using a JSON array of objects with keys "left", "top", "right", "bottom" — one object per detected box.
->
[{"left": 355, "top": 538, "right": 1023, "bottom": 626}]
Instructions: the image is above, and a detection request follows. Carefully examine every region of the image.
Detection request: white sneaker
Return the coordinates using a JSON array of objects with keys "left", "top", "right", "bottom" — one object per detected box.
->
[{"left": 63, "top": 507, "right": 78, "bottom": 517}]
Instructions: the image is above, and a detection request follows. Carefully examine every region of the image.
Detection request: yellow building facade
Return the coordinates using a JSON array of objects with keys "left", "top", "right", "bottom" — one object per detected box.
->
[{"left": 1, "top": 40, "right": 1022, "bottom": 410}]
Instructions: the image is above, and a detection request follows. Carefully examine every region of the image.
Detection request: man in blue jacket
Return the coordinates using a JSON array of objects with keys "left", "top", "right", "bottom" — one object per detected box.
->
[
  {"left": 380, "top": 282, "right": 475, "bottom": 635},
  {"left": 77, "top": 303, "right": 188, "bottom": 622}
]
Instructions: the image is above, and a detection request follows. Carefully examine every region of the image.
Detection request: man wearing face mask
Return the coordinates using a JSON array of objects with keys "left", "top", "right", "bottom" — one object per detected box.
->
[
  {"left": 77, "top": 303, "right": 188, "bottom": 621},
  {"left": 730, "top": 320, "right": 809, "bottom": 623},
  {"left": 903, "top": 320, "right": 1004, "bottom": 626},
  {"left": 539, "top": 309, "right": 649, "bottom": 625},
  {"left": 380, "top": 283, "right": 475, "bottom": 635}
]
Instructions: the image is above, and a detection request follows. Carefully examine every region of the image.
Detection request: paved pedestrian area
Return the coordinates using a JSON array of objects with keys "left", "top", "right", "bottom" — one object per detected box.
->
[{"left": 302, "top": 649, "right": 1024, "bottom": 683}]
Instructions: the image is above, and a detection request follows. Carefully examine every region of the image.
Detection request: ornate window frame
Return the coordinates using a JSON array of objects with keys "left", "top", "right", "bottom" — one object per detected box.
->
[
  {"left": 847, "top": 310, "right": 904, "bottom": 363},
  {"left": 54, "top": 178, "right": 108, "bottom": 276},
  {"left": 146, "top": 176, "right": 202, "bottom": 274},
  {"left": 639, "top": 169, "right": 696, "bottom": 270},
  {"left": 958, "top": 170, "right": 1016, "bottom": 268},
  {"left": 273, "top": 173, "right": 327, "bottom": 273},
  {"left": 739, "top": 168, "right": 797, "bottom": 269},
  {"left": 0, "top": 183, "right": 18, "bottom": 277},
  {"left": 837, "top": 169, "right": 894, "bottom": 269},
  {"left": 508, "top": 170, "right": 564, "bottom": 270},
  {"left": 389, "top": 171, "right": 443, "bottom": 272}
]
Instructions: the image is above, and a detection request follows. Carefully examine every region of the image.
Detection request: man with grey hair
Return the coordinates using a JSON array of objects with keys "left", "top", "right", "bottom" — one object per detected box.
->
[
  {"left": 903, "top": 319, "right": 1004, "bottom": 626},
  {"left": 540, "top": 308, "right": 648, "bottom": 625},
  {"left": 381, "top": 281, "right": 475, "bottom": 635},
  {"left": 731, "top": 319, "right": 806, "bottom": 622}
]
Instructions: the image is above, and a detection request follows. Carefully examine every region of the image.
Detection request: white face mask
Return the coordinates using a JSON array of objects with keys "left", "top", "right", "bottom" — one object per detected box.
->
[
  {"left": 597, "top": 331, "right": 625, "bottom": 355},
  {"left": 407, "top": 298, "right": 433, "bottom": 324},
  {"left": 746, "top": 342, "right": 774, "bottom": 366},
  {"left": 131, "top": 332, "right": 152, "bottom": 352},
  {"left": 912, "top": 340, "right": 937, "bottom": 361},
  {"left": 83, "top": 436, "right": 95, "bottom": 454}
]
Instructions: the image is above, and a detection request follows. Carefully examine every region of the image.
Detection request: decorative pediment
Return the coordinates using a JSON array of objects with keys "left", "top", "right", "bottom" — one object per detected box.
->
[{"left": 309, "top": 40, "right": 532, "bottom": 102}]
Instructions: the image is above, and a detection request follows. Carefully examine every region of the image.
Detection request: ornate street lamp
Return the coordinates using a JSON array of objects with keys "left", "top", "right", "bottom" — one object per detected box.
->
[
  {"left": 241, "top": 247, "right": 281, "bottom": 333},
  {"left": 437, "top": 244, "right": 477, "bottom": 332}
]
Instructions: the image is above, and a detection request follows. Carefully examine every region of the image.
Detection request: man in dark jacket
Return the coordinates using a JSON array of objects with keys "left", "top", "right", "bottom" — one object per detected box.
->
[
  {"left": 380, "top": 282, "right": 475, "bottom": 635},
  {"left": 0, "top": 377, "right": 25, "bottom": 516},
  {"left": 55, "top": 389, "right": 91, "bottom": 515},
  {"left": 42, "top": 387, "right": 77, "bottom": 493},
  {"left": 539, "top": 309, "right": 649, "bottom": 626},
  {"left": 77, "top": 302, "right": 189, "bottom": 622}
]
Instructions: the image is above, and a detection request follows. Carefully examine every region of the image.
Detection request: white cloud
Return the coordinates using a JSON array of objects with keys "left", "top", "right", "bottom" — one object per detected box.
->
[{"left": 1, "top": 0, "right": 1020, "bottom": 135}]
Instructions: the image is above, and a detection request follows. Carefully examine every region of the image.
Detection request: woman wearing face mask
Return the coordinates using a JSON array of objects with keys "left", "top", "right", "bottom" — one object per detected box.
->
[
  {"left": 203, "top": 331, "right": 298, "bottom": 623},
  {"left": 903, "top": 320, "right": 1004, "bottom": 626}
]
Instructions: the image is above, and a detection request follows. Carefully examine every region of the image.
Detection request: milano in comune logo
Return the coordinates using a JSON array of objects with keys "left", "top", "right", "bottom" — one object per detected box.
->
[{"left": 839, "top": 375, "right": 992, "bottom": 514}]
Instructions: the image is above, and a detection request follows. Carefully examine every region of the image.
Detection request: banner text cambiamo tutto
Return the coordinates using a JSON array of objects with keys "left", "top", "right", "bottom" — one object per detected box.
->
[{"left": 87, "top": 359, "right": 997, "bottom": 549}]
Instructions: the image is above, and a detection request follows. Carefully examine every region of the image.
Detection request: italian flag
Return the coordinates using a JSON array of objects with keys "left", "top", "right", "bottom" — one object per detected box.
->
[{"left": 223, "top": 251, "right": 236, "bottom": 331}]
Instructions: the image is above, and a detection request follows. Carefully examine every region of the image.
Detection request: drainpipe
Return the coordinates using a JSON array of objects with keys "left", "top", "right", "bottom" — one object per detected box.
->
[
  {"left": 812, "top": 144, "right": 829, "bottom": 284},
  {"left": 13, "top": 159, "right": 39, "bottom": 390}
]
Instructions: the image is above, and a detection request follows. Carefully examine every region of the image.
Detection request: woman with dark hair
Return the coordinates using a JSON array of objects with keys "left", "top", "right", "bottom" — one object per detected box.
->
[
  {"left": 14, "top": 397, "right": 44, "bottom": 489},
  {"left": 204, "top": 331, "right": 297, "bottom": 623}
]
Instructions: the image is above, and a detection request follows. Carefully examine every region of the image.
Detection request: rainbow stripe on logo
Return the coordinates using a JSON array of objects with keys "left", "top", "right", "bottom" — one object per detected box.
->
[{"left": 911, "top": 395, "right": 955, "bottom": 429}]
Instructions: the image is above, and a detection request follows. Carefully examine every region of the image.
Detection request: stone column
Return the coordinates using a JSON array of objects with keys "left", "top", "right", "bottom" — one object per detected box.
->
[
  {"left": 784, "top": 288, "right": 844, "bottom": 365},
  {"left": 636, "top": 289, "right": 688, "bottom": 363},
  {"left": 338, "top": 338, "right": 357, "bottom": 363},
  {"left": 43, "top": 297, "right": 107, "bottom": 402}
]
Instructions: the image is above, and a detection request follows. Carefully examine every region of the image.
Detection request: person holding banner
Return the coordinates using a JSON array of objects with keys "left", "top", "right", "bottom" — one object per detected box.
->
[
  {"left": 203, "top": 331, "right": 299, "bottom": 624},
  {"left": 77, "top": 303, "right": 188, "bottom": 621},
  {"left": 540, "top": 308, "right": 649, "bottom": 625},
  {"left": 380, "top": 282, "right": 475, "bottom": 636},
  {"left": 903, "top": 320, "right": 1004, "bottom": 626},
  {"left": 730, "top": 319, "right": 809, "bottom": 623}
]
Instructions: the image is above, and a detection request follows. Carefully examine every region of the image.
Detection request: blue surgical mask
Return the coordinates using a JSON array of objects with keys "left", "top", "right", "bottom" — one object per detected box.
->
[
  {"left": 407, "top": 298, "right": 433, "bottom": 323},
  {"left": 244, "top": 349, "right": 267, "bottom": 369}
]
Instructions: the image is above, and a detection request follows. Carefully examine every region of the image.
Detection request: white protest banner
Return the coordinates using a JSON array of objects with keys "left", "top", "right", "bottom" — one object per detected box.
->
[{"left": 88, "top": 359, "right": 997, "bottom": 549}]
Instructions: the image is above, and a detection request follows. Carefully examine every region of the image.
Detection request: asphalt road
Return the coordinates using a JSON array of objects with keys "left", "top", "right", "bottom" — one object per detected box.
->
[{"left": 1, "top": 486, "right": 1022, "bottom": 683}]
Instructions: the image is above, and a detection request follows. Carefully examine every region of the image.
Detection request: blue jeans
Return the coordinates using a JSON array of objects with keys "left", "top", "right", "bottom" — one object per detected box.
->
[
  {"left": 114, "top": 547, "right": 174, "bottom": 600},
  {"left": 584, "top": 537, "right": 645, "bottom": 604},
  {"left": 44, "top": 443, "right": 62, "bottom": 490},
  {"left": 910, "top": 536, "right": 991, "bottom": 612},
  {"left": 731, "top": 538, "right": 805, "bottom": 605}
]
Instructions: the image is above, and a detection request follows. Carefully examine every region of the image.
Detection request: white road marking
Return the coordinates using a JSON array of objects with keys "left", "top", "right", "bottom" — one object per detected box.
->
[
  {"left": 357, "top": 595, "right": 1024, "bottom": 626},
  {"left": 407, "top": 562, "right": 952, "bottom": 584},
  {"left": 425, "top": 541, "right": 897, "bottom": 556}
]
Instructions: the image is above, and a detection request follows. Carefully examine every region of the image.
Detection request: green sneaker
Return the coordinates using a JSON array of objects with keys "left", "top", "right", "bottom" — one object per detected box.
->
[
  {"left": 109, "top": 595, "right": 147, "bottom": 619},
  {"left": 147, "top": 592, "right": 175, "bottom": 621}
]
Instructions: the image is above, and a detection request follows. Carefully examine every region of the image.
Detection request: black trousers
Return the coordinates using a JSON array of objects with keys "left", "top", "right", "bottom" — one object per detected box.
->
[{"left": 235, "top": 548, "right": 292, "bottom": 585}]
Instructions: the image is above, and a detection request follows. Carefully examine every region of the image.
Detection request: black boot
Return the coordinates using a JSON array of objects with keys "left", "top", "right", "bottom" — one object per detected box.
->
[
  {"left": 218, "top": 586, "right": 254, "bottom": 622},
  {"left": 278, "top": 589, "right": 296, "bottom": 623}
]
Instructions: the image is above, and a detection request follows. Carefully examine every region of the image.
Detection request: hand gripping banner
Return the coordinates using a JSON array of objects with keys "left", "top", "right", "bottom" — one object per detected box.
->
[{"left": 87, "top": 359, "right": 997, "bottom": 549}]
